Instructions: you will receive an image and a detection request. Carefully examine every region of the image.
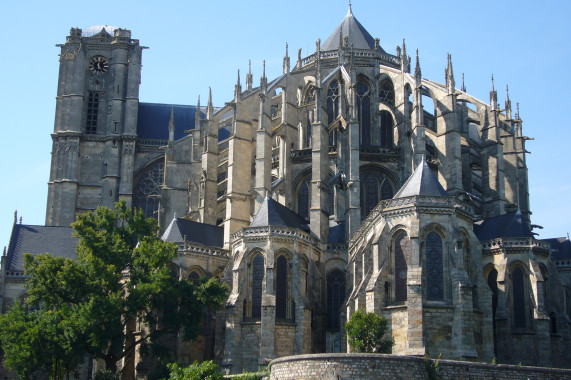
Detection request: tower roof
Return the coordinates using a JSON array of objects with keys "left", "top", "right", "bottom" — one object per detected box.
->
[
  {"left": 393, "top": 156, "right": 448, "bottom": 198},
  {"left": 321, "top": 5, "right": 380, "bottom": 51},
  {"left": 250, "top": 196, "right": 309, "bottom": 232}
]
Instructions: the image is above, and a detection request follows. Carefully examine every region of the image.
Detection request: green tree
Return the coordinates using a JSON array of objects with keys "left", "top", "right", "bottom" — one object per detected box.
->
[
  {"left": 0, "top": 201, "right": 229, "bottom": 377},
  {"left": 166, "top": 361, "right": 224, "bottom": 380},
  {"left": 344, "top": 309, "right": 394, "bottom": 353}
]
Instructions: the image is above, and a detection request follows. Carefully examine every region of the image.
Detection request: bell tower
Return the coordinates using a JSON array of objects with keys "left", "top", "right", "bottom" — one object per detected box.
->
[{"left": 46, "top": 26, "right": 144, "bottom": 226}]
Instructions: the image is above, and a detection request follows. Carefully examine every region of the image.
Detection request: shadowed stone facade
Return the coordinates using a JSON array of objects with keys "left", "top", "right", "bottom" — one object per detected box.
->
[{"left": 3, "top": 5, "right": 571, "bottom": 378}]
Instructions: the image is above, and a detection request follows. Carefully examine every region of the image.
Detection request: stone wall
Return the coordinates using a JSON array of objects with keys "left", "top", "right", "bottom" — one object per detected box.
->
[{"left": 269, "top": 353, "right": 571, "bottom": 380}]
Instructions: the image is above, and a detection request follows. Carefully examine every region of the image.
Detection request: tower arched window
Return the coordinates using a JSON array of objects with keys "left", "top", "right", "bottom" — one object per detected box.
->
[
  {"left": 512, "top": 266, "right": 526, "bottom": 328},
  {"left": 356, "top": 81, "right": 371, "bottom": 145},
  {"left": 297, "top": 176, "right": 311, "bottom": 220},
  {"left": 276, "top": 255, "right": 289, "bottom": 320},
  {"left": 133, "top": 160, "right": 164, "bottom": 219},
  {"left": 379, "top": 110, "right": 393, "bottom": 147},
  {"left": 378, "top": 79, "right": 395, "bottom": 106},
  {"left": 327, "top": 269, "right": 345, "bottom": 331},
  {"left": 327, "top": 81, "right": 340, "bottom": 125},
  {"left": 426, "top": 231, "right": 444, "bottom": 301},
  {"left": 86, "top": 91, "right": 100, "bottom": 134},
  {"left": 359, "top": 170, "right": 393, "bottom": 218},
  {"left": 251, "top": 254, "right": 265, "bottom": 320},
  {"left": 394, "top": 232, "right": 410, "bottom": 303}
]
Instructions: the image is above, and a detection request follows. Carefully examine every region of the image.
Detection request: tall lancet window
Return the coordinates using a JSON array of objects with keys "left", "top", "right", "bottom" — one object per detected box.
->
[
  {"left": 251, "top": 254, "right": 265, "bottom": 320},
  {"left": 86, "top": 91, "right": 100, "bottom": 134},
  {"left": 512, "top": 266, "right": 526, "bottom": 328},
  {"left": 426, "top": 231, "right": 444, "bottom": 301},
  {"left": 327, "top": 269, "right": 345, "bottom": 331},
  {"left": 394, "top": 232, "right": 410, "bottom": 303},
  {"left": 297, "top": 176, "right": 311, "bottom": 220},
  {"left": 276, "top": 255, "right": 289, "bottom": 320},
  {"left": 356, "top": 81, "right": 371, "bottom": 145},
  {"left": 327, "top": 81, "right": 340, "bottom": 125},
  {"left": 380, "top": 111, "right": 393, "bottom": 147}
]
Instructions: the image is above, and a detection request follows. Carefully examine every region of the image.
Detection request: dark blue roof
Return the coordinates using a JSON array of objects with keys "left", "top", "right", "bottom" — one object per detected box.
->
[
  {"left": 329, "top": 221, "right": 346, "bottom": 243},
  {"left": 474, "top": 211, "right": 533, "bottom": 241},
  {"left": 5, "top": 224, "right": 78, "bottom": 272},
  {"left": 137, "top": 103, "right": 203, "bottom": 141},
  {"left": 161, "top": 218, "right": 224, "bottom": 248},
  {"left": 251, "top": 196, "right": 309, "bottom": 232},
  {"left": 321, "top": 5, "right": 380, "bottom": 52},
  {"left": 542, "top": 237, "right": 571, "bottom": 260},
  {"left": 394, "top": 156, "right": 448, "bottom": 198}
]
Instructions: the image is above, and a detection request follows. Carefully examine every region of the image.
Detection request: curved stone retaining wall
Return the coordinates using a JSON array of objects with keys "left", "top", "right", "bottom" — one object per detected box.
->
[{"left": 269, "top": 353, "right": 571, "bottom": 380}]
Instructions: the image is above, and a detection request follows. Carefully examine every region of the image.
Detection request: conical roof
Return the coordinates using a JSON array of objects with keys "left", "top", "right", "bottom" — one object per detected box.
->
[
  {"left": 321, "top": 5, "right": 380, "bottom": 52},
  {"left": 250, "top": 196, "right": 309, "bottom": 232},
  {"left": 393, "top": 156, "right": 448, "bottom": 198}
]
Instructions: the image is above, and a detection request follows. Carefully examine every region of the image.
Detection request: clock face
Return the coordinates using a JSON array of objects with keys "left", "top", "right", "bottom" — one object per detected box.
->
[{"left": 89, "top": 56, "right": 108, "bottom": 74}]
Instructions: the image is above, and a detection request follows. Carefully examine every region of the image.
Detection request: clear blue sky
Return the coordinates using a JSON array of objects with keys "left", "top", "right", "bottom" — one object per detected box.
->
[{"left": 1, "top": 0, "right": 570, "bottom": 250}]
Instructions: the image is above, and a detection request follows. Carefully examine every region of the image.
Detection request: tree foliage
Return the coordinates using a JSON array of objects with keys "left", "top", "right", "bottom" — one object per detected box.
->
[
  {"left": 0, "top": 201, "right": 229, "bottom": 378},
  {"left": 166, "top": 361, "right": 224, "bottom": 380},
  {"left": 344, "top": 309, "right": 394, "bottom": 353}
]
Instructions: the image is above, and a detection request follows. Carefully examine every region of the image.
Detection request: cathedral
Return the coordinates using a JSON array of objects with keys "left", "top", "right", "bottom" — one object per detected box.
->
[{"left": 2, "top": 4, "right": 571, "bottom": 377}]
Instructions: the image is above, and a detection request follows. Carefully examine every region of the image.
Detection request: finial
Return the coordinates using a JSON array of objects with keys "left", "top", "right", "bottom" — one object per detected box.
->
[
  {"left": 316, "top": 38, "right": 321, "bottom": 52},
  {"left": 170, "top": 105, "right": 175, "bottom": 120},
  {"left": 248, "top": 59, "right": 252, "bottom": 75},
  {"left": 208, "top": 87, "right": 213, "bottom": 107},
  {"left": 19, "top": 216, "right": 22, "bottom": 224},
  {"left": 414, "top": 49, "right": 422, "bottom": 83},
  {"left": 491, "top": 74, "right": 495, "bottom": 92},
  {"left": 461, "top": 73, "right": 466, "bottom": 92},
  {"left": 246, "top": 59, "right": 253, "bottom": 92},
  {"left": 285, "top": 42, "right": 288, "bottom": 57},
  {"left": 567, "top": 232, "right": 569, "bottom": 240},
  {"left": 197, "top": 94, "right": 201, "bottom": 109},
  {"left": 506, "top": 84, "right": 510, "bottom": 100},
  {"left": 13, "top": 210, "right": 17, "bottom": 224},
  {"left": 237, "top": 69, "right": 240, "bottom": 86},
  {"left": 347, "top": 0, "right": 353, "bottom": 15},
  {"left": 3, "top": 247, "right": 6, "bottom": 257},
  {"left": 262, "top": 60, "right": 266, "bottom": 79}
]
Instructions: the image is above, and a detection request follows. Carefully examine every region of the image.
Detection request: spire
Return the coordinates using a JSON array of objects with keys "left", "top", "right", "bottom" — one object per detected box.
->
[
  {"left": 347, "top": 1, "right": 353, "bottom": 16},
  {"left": 194, "top": 95, "right": 201, "bottom": 131},
  {"left": 207, "top": 87, "right": 214, "bottom": 120},
  {"left": 234, "top": 69, "right": 242, "bottom": 101},
  {"left": 490, "top": 74, "right": 498, "bottom": 110},
  {"left": 505, "top": 84, "right": 512, "bottom": 119},
  {"left": 260, "top": 60, "right": 267, "bottom": 93},
  {"left": 316, "top": 39, "right": 322, "bottom": 85},
  {"left": 461, "top": 73, "right": 466, "bottom": 92},
  {"left": 401, "top": 38, "right": 410, "bottom": 73},
  {"left": 393, "top": 154, "right": 448, "bottom": 199},
  {"left": 414, "top": 49, "right": 422, "bottom": 86},
  {"left": 445, "top": 53, "right": 455, "bottom": 95},
  {"left": 13, "top": 210, "right": 17, "bottom": 225},
  {"left": 246, "top": 59, "right": 253, "bottom": 92},
  {"left": 283, "top": 42, "right": 290, "bottom": 73}
]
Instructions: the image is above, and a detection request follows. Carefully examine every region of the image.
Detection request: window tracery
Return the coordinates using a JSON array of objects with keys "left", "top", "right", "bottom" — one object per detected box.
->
[
  {"left": 356, "top": 81, "right": 371, "bottom": 145},
  {"left": 327, "top": 80, "right": 340, "bottom": 125},
  {"left": 360, "top": 170, "right": 393, "bottom": 218},
  {"left": 394, "top": 232, "right": 409, "bottom": 303},
  {"left": 426, "top": 231, "right": 444, "bottom": 301},
  {"left": 133, "top": 160, "right": 164, "bottom": 219},
  {"left": 378, "top": 79, "right": 395, "bottom": 106},
  {"left": 251, "top": 254, "right": 265, "bottom": 320}
]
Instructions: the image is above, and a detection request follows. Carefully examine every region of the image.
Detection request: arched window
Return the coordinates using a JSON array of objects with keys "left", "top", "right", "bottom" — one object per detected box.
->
[
  {"left": 276, "top": 255, "right": 289, "bottom": 320},
  {"left": 426, "top": 231, "right": 444, "bottom": 301},
  {"left": 189, "top": 271, "right": 201, "bottom": 284},
  {"left": 378, "top": 79, "right": 395, "bottom": 106},
  {"left": 251, "top": 254, "right": 265, "bottom": 320},
  {"left": 539, "top": 264, "right": 548, "bottom": 311},
  {"left": 356, "top": 81, "right": 371, "bottom": 145},
  {"left": 327, "top": 81, "right": 340, "bottom": 125},
  {"left": 360, "top": 170, "right": 393, "bottom": 218},
  {"left": 305, "top": 86, "right": 316, "bottom": 104},
  {"left": 297, "top": 176, "right": 311, "bottom": 220},
  {"left": 133, "top": 160, "right": 164, "bottom": 219},
  {"left": 86, "top": 91, "right": 100, "bottom": 134},
  {"left": 394, "top": 232, "right": 410, "bottom": 303},
  {"left": 512, "top": 266, "right": 526, "bottom": 328},
  {"left": 379, "top": 110, "right": 393, "bottom": 147},
  {"left": 327, "top": 269, "right": 345, "bottom": 331}
]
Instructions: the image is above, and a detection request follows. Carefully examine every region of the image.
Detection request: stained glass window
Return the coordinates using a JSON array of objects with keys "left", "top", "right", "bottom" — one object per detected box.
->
[
  {"left": 327, "top": 269, "right": 345, "bottom": 330},
  {"left": 356, "top": 81, "right": 371, "bottom": 145},
  {"left": 251, "top": 254, "right": 264, "bottom": 320},
  {"left": 360, "top": 170, "right": 393, "bottom": 218},
  {"left": 513, "top": 266, "right": 526, "bottom": 328},
  {"left": 380, "top": 110, "right": 393, "bottom": 147},
  {"left": 327, "top": 81, "right": 340, "bottom": 125},
  {"left": 379, "top": 79, "right": 395, "bottom": 106},
  {"left": 276, "top": 255, "right": 288, "bottom": 320},
  {"left": 426, "top": 232, "right": 444, "bottom": 301},
  {"left": 297, "top": 177, "right": 310, "bottom": 220},
  {"left": 394, "top": 232, "right": 409, "bottom": 303},
  {"left": 133, "top": 160, "right": 164, "bottom": 219}
]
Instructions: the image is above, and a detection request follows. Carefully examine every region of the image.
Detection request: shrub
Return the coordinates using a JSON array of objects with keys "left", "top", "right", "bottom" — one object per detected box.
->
[
  {"left": 166, "top": 361, "right": 224, "bottom": 380},
  {"left": 344, "top": 309, "right": 394, "bottom": 353}
]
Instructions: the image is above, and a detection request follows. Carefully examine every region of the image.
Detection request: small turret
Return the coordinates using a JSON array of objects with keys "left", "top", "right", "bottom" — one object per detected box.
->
[
  {"left": 445, "top": 53, "right": 455, "bottom": 95},
  {"left": 246, "top": 60, "right": 253, "bottom": 92},
  {"left": 283, "top": 43, "right": 290, "bottom": 74},
  {"left": 490, "top": 74, "right": 498, "bottom": 110},
  {"left": 168, "top": 105, "right": 175, "bottom": 143},
  {"left": 505, "top": 85, "right": 512, "bottom": 119}
]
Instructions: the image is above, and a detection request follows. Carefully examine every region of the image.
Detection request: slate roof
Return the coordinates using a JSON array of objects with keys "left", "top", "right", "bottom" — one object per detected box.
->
[
  {"left": 542, "top": 237, "right": 571, "bottom": 260},
  {"left": 161, "top": 218, "right": 224, "bottom": 248},
  {"left": 250, "top": 196, "right": 309, "bottom": 232},
  {"left": 137, "top": 103, "right": 203, "bottom": 141},
  {"left": 321, "top": 5, "right": 380, "bottom": 52},
  {"left": 393, "top": 156, "right": 448, "bottom": 199},
  {"left": 5, "top": 224, "right": 77, "bottom": 272},
  {"left": 473, "top": 210, "right": 533, "bottom": 242}
]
